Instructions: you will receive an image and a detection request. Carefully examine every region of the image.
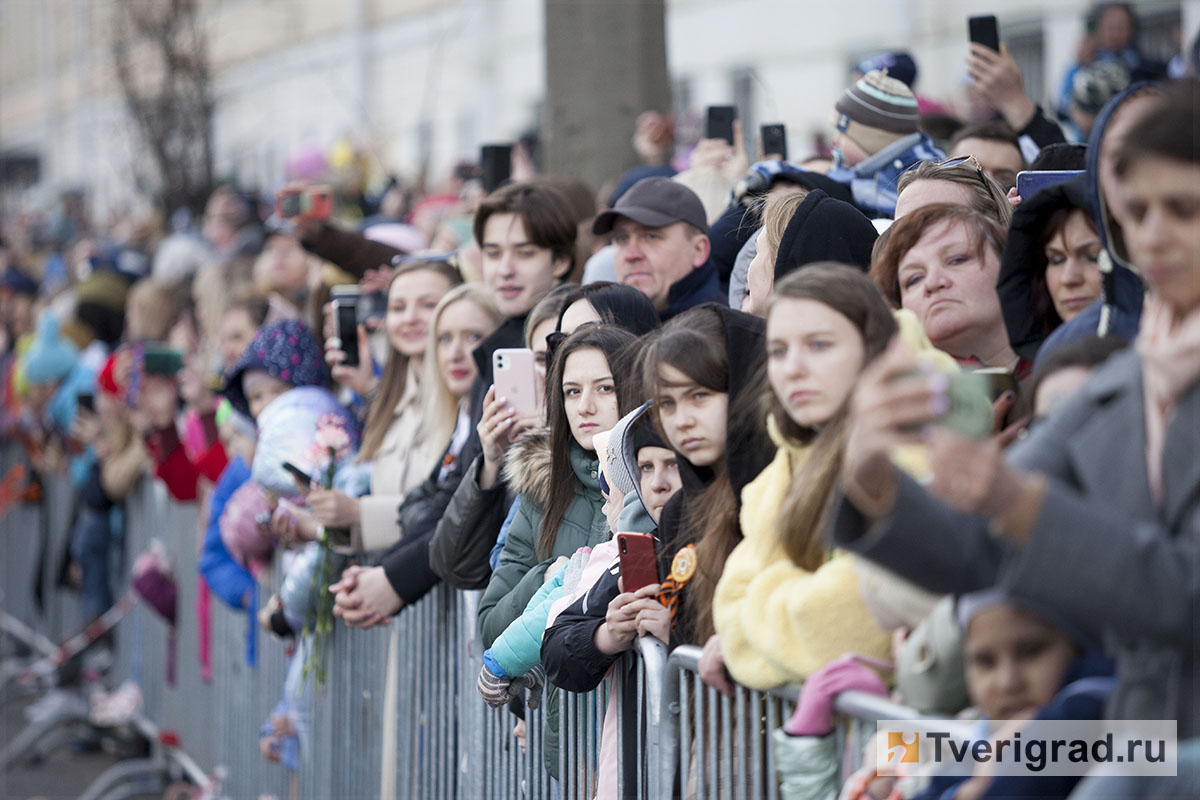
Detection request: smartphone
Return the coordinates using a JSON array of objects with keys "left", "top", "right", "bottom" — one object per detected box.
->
[
  {"left": 618, "top": 533, "right": 660, "bottom": 594},
  {"left": 77, "top": 393, "right": 95, "bottom": 414},
  {"left": 940, "top": 372, "right": 995, "bottom": 439},
  {"left": 330, "top": 285, "right": 361, "bottom": 368},
  {"left": 492, "top": 348, "right": 538, "bottom": 416},
  {"left": 142, "top": 344, "right": 185, "bottom": 376},
  {"left": 1015, "top": 169, "right": 1083, "bottom": 200},
  {"left": 894, "top": 370, "right": 994, "bottom": 439},
  {"left": 275, "top": 185, "right": 333, "bottom": 220},
  {"left": 760, "top": 123, "right": 787, "bottom": 161},
  {"left": 281, "top": 461, "right": 314, "bottom": 491},
  {"left": 705, "top": 105, "right": 737, "bottom": 145},
  {"left": 480, "top": 144, "right": 513, "bottom": 194},
  {"left": 968, "top": 15, "right": 1000, "bottom": 52},
  {"left": 972, "top": 367, "right": 1018, "bottom": 401}
]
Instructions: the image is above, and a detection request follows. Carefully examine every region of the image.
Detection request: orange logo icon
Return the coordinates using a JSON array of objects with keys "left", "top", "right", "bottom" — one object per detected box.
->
[{"left": 887, "top": 732, "right": 919, "bottom": 765}]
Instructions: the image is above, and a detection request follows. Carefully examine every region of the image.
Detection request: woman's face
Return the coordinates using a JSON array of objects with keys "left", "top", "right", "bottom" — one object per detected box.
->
[
  {"left": 637, "top": 445, "right": 682, "bottom": 523},
  {"left": 561, "top": 347, "right": 619, "bottom": 451},
  {"left": 894, "top": 179, "right": 976, "bottom": 220},
  {"left": 964, "top": 605, "right": 1077, "bottom": 721},
  {"left": 242, "top": 369, "right": 292, "bottom": 419},
  {"left": 386, "top": 269, "right": 453, "bottom": 359},
  {"left": 654, "top": 362, "right": 729, "bottom": 468},
  {"left": 530, "top": 317, "right": 557, "bottom": 408},
  {"left": 219, "top": 308, "right": 258, "bottom": 371},
  {"left": 1114, "top": 156, "right": 1200, "bottom": 316},
  {"left": 559, "top": 299, "right": 602, "bottom": 335},
  {"left": 435, "top": 299, "right": 490, "bottom": 399},
  {"left": 767, "top": 298, "right": 866, "bottom": 428},
  {"left": 897, "top": 220, "right": 1005, "bottom": 359},
  {"left": 1043, "top": 210, "right": 1102, "bottom": 322}
]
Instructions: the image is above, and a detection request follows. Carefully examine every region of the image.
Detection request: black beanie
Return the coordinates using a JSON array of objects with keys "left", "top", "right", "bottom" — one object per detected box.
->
[{"left": 773, "top": 190, "right": 879, "bottom": 280}]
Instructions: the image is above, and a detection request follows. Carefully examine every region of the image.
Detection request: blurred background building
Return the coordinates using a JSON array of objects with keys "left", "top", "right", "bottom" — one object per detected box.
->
[{"left": 0, "top": 0, "right": 1195, "bottom": 219}]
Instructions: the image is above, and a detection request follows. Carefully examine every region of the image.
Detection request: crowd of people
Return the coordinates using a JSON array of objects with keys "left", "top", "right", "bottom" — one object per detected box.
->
[{"left": 2, "top": 5, "right": 1198, "bottom": 797}]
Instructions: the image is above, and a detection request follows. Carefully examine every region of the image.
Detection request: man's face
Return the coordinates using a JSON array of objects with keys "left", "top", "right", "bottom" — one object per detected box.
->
[
  {"left": 612, "top": 219, "right": 708, "bottom": 312},
  {"left": 950, "top": 137, "right": 1024, "bottom": 192},
  {"left": 480, "top": 213, "right": 569, "bottom": 318}
]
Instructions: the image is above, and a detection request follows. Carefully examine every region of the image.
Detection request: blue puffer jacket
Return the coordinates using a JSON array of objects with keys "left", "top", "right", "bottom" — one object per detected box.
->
[{"left": 825, "top": 132, "right": 944, "bottom": 218}]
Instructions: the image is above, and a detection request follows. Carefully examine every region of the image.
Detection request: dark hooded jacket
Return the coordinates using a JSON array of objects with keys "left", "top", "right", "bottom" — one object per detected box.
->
[
  {"left": 708, "top": 167, "right": 856, "bottom": 291},
  {"left": 1035, "top": 83, "right": 1163, "bottom": 366},
  {"left": 662, "top": 260, "right": 727, "bottom": 320},
  {"left": 772, "top": 189, "right": 877, "bottom": 278},
  {"left": 997, "top": 174, "right": 1097, "bottom": 361},
  {"left": 541, "top": 304, "right": 774, "bottom": 695}
]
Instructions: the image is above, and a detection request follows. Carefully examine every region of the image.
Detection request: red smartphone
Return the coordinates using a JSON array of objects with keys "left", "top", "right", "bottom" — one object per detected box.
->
[{"left": 617, "top": 533, "right": 659, "bottom": 594}]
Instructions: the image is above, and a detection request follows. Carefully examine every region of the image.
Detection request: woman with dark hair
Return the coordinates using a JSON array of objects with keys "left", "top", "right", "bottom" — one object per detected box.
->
[
  {"left": 477, "top": 324, "right": 640, "bottom": 647},
  {"left": 554, "top": 281, "right": 661, "bottom": 340},
  {"left": 998, "top": 175, "right": 1104, "bottom": 361},
  {"left": 834, "top": 87, "right": 1200, "bottom": 793}
]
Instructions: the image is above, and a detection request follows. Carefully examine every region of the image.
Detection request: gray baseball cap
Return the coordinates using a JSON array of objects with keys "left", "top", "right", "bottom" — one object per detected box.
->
[{"left": 592, "top": 177, "right": 708, "bottom": 235}]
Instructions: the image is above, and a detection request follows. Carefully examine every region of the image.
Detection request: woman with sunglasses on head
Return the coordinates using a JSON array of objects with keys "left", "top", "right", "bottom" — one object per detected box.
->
[
  {"left": 893, "top": 156, "right": 1014, "bottom": 225},
  {"left": 308, "top": 259, "right": 462, "bottom": 552}
]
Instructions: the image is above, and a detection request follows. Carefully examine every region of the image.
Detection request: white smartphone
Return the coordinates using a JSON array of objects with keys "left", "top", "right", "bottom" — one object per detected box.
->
[{"left": 492, "top": 348, "right": 538, "bottom": 416}]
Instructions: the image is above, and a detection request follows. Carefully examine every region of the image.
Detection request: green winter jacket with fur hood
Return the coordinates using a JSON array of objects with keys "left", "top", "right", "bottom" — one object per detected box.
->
[
  {"left": 476, "top": 427, "right": 608, "bottom": 779},
  {"left": 477, "top": 428, "right": 607, "bottom": 648}
]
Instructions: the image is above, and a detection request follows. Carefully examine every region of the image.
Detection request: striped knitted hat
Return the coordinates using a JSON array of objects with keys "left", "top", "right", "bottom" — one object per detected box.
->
[{"left": 833, "top": 69, "right": 920, "bottom": 155}]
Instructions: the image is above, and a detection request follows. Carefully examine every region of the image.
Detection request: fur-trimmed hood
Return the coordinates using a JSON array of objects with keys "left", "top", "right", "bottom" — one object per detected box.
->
[{"left": 502, "top": 427, "right": 554, "bottom": 508}]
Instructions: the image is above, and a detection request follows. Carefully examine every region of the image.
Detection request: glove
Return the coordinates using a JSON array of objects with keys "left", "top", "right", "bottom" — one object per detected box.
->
[
  {"left": 784, "top": 654, "right": 889, "bottom": 737},
  {"left": 477, "top": 662, "right": 547, "bottom": 709}
]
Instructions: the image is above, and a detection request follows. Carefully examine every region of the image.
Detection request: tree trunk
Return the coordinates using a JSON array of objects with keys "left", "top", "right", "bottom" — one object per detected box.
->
[{"left": 542, "top": 0, "right": 671, "bottom": 196}]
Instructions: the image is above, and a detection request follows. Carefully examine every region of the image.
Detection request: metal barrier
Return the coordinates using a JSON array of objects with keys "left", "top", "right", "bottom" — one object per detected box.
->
[{"left": 4, "top": 446, "right": 963, "bottom": 800}]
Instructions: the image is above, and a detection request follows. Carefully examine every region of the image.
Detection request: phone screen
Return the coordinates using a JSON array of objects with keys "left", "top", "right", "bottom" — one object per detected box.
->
[
  {"left": 968, "top": 15, "right": 1000, "bottom": 52},
  {"left": 760, "top": 124, "right": 787, "bottom": 160},
  {"left": 706, "top": 106, "right": 736, "bottom": 144},
  {"left": 480, "top": 144, "right": 513, "bottom": 193},
  {"left": 335, "top": 301, "right": 359, "bottom": 367}
]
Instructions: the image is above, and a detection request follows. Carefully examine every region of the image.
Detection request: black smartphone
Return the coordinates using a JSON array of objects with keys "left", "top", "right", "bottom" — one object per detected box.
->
[
  {"left": 330, "top": 285, "right": 360, "bottom": 368},
  {"left": 705, "top": 106, "right": 737, "bottom": 145},
  {"left": 968, "top": 15, "right": 1000, "bottom": 52},
  {"left": 1015, "top": 169, "right": 1084, "bottom": 200},
  {"left": 77, "top": 392, "right": 96, "bottom": 414},
  {"left": 281, "top": 461, "right": 314, "bottom": 490},
  {"left": 760, "top": 123, "right": 787, "bottom": 160},
  {"left": 479, "top": 144, "right": 513, "bottom": 194},
  {"left": 142, "top": 344, "right": 185, "bottom": 376}
]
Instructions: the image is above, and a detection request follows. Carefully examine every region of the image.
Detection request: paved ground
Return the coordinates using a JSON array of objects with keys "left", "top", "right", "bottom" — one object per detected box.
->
[{"left": 0, "top": 693, "right": 155, "bottom": 800}]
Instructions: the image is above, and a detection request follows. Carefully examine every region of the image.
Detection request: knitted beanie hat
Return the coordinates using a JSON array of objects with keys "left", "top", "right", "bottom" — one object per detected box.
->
[
  {"left": 833, "top": 69, "right": 920, "bottom": 155},
  {"left": 222, "top": 318, "right": 328, "bottom": 417}
]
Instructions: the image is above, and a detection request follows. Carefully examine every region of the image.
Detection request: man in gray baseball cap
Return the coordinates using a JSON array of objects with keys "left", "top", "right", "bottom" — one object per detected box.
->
[{"left": 593, "top": 177, "right": 725, "bottom": 318}]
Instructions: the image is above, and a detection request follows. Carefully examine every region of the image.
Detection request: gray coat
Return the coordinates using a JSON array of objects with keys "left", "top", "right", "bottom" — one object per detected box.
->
[{"left": 831, "top": 348, "right": 1200, "bottom": 737}]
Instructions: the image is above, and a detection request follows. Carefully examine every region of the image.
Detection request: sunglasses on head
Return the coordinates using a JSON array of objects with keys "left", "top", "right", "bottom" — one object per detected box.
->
[{"left": 934, "top": 153, "right": 990, "bottom": 194}]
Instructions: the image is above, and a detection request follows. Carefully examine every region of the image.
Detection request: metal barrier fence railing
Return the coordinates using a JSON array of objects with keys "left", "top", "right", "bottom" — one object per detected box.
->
[{"left": 5, "top": 447, "right": 962, "bottom": 800}]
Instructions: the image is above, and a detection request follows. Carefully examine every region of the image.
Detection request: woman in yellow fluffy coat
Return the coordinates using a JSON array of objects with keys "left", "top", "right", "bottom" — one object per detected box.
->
[{"left": 713, "top": 263, "right": 956, "bottom": 690}]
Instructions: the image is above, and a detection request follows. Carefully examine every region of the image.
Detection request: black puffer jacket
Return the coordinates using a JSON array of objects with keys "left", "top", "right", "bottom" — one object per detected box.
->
[{"left": 996, "top": 173, "right": 1096, "bottom": 361}]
